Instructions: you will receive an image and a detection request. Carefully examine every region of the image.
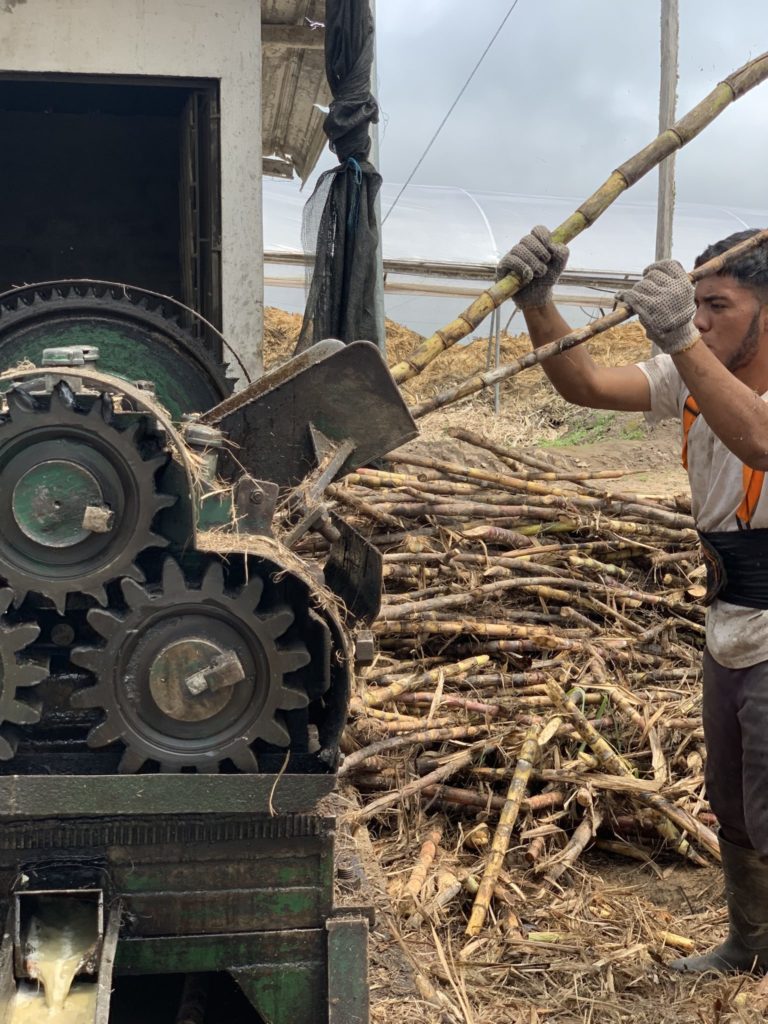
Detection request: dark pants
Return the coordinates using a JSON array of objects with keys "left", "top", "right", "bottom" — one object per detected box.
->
[{"left": 703, "top": 648, "right": 768, "bottom": 855}]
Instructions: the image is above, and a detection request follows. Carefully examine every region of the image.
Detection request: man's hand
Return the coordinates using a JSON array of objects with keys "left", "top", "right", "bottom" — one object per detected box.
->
[
  {"left": 617, "top": 260, "right": 698, "bottom": 354},
  {"left": 496, "top": 225, "right": 569, "bottom": 309}
]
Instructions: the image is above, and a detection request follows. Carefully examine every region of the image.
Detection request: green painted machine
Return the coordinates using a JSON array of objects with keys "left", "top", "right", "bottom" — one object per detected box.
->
[{"left": 0, "top": 281, "right": 416, "bottom": 1023}]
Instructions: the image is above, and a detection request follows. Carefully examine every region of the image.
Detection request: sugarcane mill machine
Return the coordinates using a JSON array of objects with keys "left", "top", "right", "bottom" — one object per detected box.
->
[{"left": 0, "top": 281, "right": 416, "bottom": 1023}]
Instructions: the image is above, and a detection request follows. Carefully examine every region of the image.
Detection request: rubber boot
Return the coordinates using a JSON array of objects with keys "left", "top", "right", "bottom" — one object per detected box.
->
[{"left": 671, "top": 836, "right": 768, "bottom": 973}]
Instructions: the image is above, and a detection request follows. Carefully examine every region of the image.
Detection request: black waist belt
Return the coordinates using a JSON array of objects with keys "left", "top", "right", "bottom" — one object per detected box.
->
[{"left": 699, "top": 528, "right": 768, "bottom": 608}]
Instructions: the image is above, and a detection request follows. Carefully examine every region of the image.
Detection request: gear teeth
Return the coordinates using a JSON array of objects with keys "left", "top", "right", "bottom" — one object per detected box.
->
[
  {"left": 89, "top": 393, "right": 114, "bottom": 424},
  {"left": 0, "top": 590, "right": 13, "bottom": 616},
  {"left": 60, "top": 557, "right": 316, "bottom": 775},
  {"left": 6, "top": 388, "right": 36, "bottom": 419},
  {"left": 70, "top": 683, "right": 106, "bottom": 710},
  {"left": 0, "top": 733, "right": 17, "bottom": 761},
  {"left": 240, "top": 576, "right": 265, "bottom": 610},
  {"left": 84, "top": 584, "right": 109, "bottom": 608},
  {"left": 260, "top": 606, "right": 295, "bottom": 641},
  {"left": 4, "top": 622, "right": 40, "bottom": 650},
  {"left": 13, "top": 662, "right": 48, "bottom": 688},
  {"left": 161, "top": 557, "right": 186, "bottom": 595},
  {"left": 277, "top": 685, "right": 310, "bottom": 712},
  {"left": 279, "top": 643, "right": 311, "bottom": 675},
  {"left": 0, "top": 379, "right": 174, "bottom": 609},
  {"left": 120, "top": 421, "right": 142, "bottom": 447},
  {"left": 230, "top": 748, "right": 259, "bottom": 773},
  {"left": 6, "top": 698, "right": 41, "bottom": 726},
  {"left": 118, "top": 748, "right": 146, "bottom": 774},
  {"left": 259, "top": 717, "right": 291, "bottom": 748},
  {"left": 120, "top": 577, "right": 149, "bottom": 610},
  {"left": 201, "top": 560, "right": 225, "bottom": 596},
  {"left": 70, "top": 648, "right": 103, "bottom": 674},
  {"left": 88, "top": 608, "right": 124, "bottom": 640},
  {"left": 87, "top": 719, "right": 122, "bottom": 749},
  {"left": 51, "top": 380, "right": 77, "bottom": 411},
  {"left": 144, "top": 453, "right": 170, "bottom": 475}
]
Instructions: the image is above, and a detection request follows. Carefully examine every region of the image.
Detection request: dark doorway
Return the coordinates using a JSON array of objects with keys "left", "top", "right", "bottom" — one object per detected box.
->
[{"left": 0, "top": 76, "right": 222, "bottom": 332}]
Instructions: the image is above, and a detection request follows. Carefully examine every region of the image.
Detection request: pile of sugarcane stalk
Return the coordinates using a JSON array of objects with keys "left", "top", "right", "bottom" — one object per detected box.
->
[{"left": 316, "top": 428, "right": 721, "bottom": 939}]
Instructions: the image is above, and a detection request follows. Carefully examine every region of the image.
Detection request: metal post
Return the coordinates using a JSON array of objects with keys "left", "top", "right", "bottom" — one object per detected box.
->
[
  {"left": 370, "top": 0, "right": 387, "bottom": 356},
  {"left": 494, "top": 308, "right": 501, "bottom": 415},
  {"left": 655, "top": 0, "right": 679, "bottom": 262}
]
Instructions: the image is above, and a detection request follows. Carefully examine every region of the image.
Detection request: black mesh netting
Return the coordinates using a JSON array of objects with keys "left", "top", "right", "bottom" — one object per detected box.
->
[{"left": 295, "top": 0, "right": 382, "bottom": 353}]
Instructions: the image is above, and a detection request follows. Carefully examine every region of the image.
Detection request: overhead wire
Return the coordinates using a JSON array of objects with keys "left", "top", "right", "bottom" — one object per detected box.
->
[{"left": 382, "top": 0, "right": 523, "bottom": 225}]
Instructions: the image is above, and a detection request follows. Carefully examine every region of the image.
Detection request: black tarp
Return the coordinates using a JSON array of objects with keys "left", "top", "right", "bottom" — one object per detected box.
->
[{"left": 295, "top": 0, "right": 382, "bottom": 353}]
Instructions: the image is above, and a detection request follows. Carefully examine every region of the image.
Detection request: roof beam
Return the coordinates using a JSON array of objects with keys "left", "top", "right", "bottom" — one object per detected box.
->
[
  {"left": 263, "top": 251, "right": 641, "bottom": 291},
  {"left": 263, "top": 157, "right": 295, "bottom": 179},
  {"left": 262, "top": 25, "right": 324, "bottom": 52}
]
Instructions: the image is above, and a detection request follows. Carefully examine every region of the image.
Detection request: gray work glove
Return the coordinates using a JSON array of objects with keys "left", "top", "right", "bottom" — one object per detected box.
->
[
  {"left": 496, "top": 225, "right": 570, "bottom": 309},
  {"left": 617, "top": 260, "right": 698, "bottom": 354}
]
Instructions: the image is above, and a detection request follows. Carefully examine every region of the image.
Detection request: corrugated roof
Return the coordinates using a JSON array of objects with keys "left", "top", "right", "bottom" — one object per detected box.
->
[{"left": 261, "top": 0, "right": 330, "bottom": 181}]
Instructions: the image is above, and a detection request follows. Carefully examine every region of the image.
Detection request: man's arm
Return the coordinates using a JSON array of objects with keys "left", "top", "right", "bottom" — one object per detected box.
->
[
  {"left": 618, "top": 259, "right": 768, "bottom": 471},
  {"left": 497, "top": 228, "right": 651, "bottom": 413},
  {"left": 522, "top": 303, "right": 652, "bottom": 412},
  {"left": 673, "top": 341, "right": 768, "bottom": 470}
]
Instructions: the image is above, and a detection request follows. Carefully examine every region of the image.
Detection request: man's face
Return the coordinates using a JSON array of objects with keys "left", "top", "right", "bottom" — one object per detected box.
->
[{"left": 694, "top": 274, "right": 768, "bottom": 374}]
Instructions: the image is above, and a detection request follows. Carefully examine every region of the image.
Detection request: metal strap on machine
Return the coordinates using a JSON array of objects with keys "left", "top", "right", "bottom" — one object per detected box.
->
[{"left": 682, "top": 393, "right": 765, "bottom": 528}]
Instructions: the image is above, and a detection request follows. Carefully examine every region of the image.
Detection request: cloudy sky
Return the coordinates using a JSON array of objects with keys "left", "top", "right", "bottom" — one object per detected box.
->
[
  {"left": 266, "top": 2, "right": 768, "bottom": 330},
  {"left": 306, "top": 1, "right": 768, "bottom": 209}
]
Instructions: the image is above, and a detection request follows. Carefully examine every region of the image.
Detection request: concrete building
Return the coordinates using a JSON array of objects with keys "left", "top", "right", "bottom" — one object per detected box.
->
[{"left": 0, "top": 0, "right": 328, "bottom": 379}]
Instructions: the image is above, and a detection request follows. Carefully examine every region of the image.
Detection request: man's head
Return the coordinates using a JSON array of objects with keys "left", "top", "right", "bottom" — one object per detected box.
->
[{"left": 693, "top": 229, "right": 768, "bottom": 374}]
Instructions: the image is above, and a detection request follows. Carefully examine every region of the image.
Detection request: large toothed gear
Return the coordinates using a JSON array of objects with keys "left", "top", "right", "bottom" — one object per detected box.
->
[
  {"left": 70, "top": 556, "right": 312, "bottom": 773},
  {"left": 0, "top": 380, "right": 175, "bottom": 612},
  {"left": 0, "top": 588, "right": 48, "bottom": 761},
  {"left": 0, "top": 281, "right": 234, "bottom": 418}
]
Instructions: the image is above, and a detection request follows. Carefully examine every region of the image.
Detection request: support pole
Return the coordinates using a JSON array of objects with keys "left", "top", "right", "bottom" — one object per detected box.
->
[
  {"left": 370, "top": 0, "right": 387, "bottom": 355},
  {"left": 655, "top": 0, "right": 679, "bottom": 261},
  {"left": 493, "top": 308, "right": 501, "bottom": 415}
]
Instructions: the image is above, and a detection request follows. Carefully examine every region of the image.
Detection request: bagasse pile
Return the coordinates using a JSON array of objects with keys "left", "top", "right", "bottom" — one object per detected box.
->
[
  {"left": 338, "top": 427, "right": 714, "bottom": 871},
  {"left": 267, "top": 310, "right": 768, "bottom": 1023},
  {"left": 323, "top": 432, "right": 745, "bottom": 1024}
]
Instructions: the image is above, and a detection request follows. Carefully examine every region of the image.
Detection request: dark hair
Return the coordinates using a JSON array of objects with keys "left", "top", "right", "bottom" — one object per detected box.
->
[{"left": 694, "top": 228, "right": 768, "bottom": 300}]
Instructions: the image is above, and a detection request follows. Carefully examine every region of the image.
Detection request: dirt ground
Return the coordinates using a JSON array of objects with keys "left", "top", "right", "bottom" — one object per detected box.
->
[{"left": 265, "top": 309, "right": 767, "bottom": 1024}]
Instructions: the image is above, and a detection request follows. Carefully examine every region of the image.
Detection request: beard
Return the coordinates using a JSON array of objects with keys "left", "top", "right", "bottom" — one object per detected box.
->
[{"left": 726, "top": 307, "right": 762, "bottom": 372}]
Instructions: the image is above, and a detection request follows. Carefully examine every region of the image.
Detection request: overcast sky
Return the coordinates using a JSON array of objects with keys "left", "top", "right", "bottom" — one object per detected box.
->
[
  {"left": 266, "top": 2, "right": 768, "bottom": 330},
  {"left": 306, "top": 1, "right": 768, "bottom": 210}
]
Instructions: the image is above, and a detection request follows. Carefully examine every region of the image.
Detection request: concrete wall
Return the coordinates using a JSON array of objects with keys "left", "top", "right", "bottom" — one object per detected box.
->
[{"left": 0, "top": 0, "right": 264, "bottom": 380}]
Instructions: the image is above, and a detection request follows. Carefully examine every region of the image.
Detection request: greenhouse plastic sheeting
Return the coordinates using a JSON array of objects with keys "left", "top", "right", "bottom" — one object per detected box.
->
[{"left": 264, "top": 178, "right": 767, "bottom": 274}]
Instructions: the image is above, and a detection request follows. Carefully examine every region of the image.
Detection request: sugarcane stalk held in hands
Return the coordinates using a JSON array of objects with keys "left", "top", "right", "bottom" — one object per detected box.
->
[
  {"left": 410, "top": 226, "right": 768, "bottom": 419},
  {"left": 389, "top": 54, "right": 768, "bottom": 386}
]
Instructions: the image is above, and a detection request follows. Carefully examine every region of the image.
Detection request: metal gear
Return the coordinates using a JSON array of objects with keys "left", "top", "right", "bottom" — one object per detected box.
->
[
  {"left": 0, "top": 281, "right": 235, "bottom": 417},
  {"left": 0, "top": 380, "right": 175, "bottom": 612},
  {"left": 70, "top": 556, "right": 312, "bottom": 773},
  {"left": 0, "top": 587, "right": 48, "bottom": 761}
]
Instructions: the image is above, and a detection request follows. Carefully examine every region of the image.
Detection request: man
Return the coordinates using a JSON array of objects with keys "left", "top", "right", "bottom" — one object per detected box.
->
[{"left": 497, "top": 226, "right": 768, "bottom": 973}]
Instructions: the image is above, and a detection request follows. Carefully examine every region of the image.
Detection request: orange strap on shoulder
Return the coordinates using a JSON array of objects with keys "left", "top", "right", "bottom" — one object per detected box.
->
[
  {"left": 681, "top": 393, "right": 765, "bottom": 527},
  {"left": 681, "top": 394, "right": 699, "bottom": 471},
  {"left": 737, "top": 467, "right": 766, "bottom": 526}
]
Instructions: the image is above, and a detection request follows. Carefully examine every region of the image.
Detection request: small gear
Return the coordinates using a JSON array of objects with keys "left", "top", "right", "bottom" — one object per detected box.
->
[
  {"left": 70, "top": 556, "right": 312, "bottom": 773},
  {"left": 0, "top": 588, "right": 48, "bottom": 761},
  {"left": 0, "top": 380, "right": 175, "bottom": 612}
]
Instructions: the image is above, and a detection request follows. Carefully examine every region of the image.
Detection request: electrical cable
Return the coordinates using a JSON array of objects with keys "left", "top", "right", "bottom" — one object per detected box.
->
[{"left": 382, "top": 0, "right": 522, "bottom": 225}]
